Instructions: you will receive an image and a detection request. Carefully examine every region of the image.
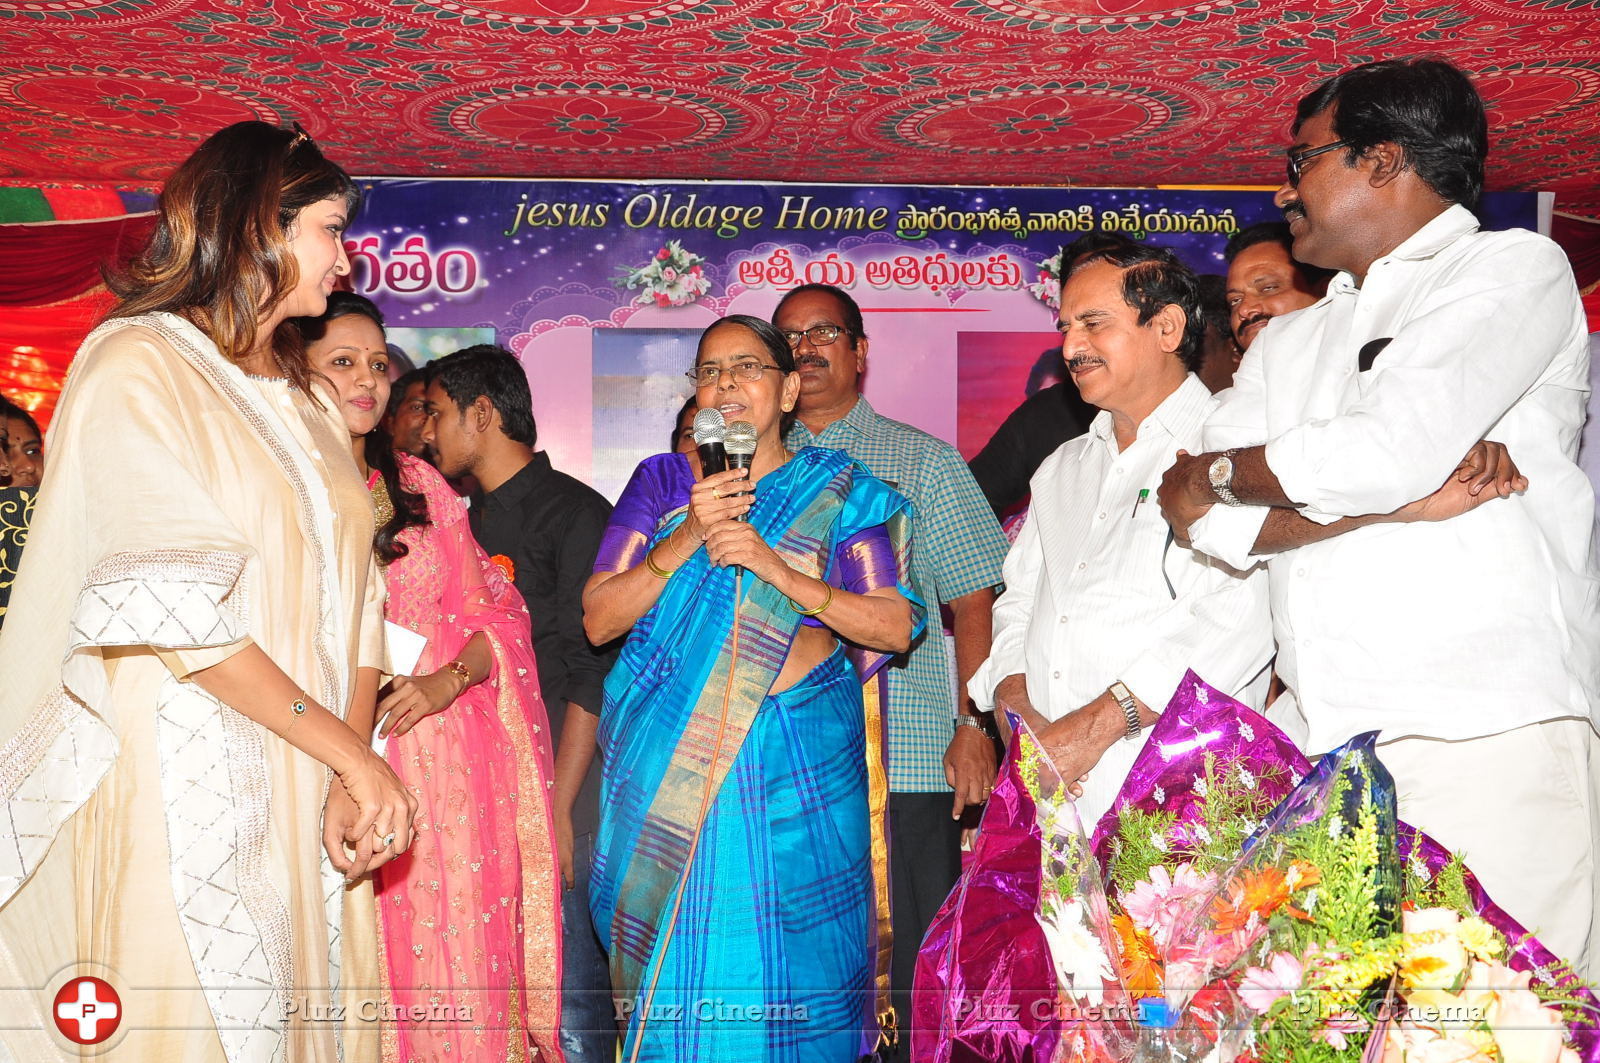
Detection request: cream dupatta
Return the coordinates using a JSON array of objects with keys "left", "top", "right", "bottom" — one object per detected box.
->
[{"left": 0, "top": 313, "right": 383, "bottom": 1062}]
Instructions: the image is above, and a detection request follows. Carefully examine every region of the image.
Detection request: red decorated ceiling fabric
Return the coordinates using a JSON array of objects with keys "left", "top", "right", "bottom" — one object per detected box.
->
[{"left": 0, "top": 0, "right": 1594, "bottom": 214}]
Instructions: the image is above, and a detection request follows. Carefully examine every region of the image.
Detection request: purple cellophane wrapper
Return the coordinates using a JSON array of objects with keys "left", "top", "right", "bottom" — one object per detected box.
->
[
  {"left": 1094, "top": 670, "right": 1600, "bottom": 1060},
  {"left": 912, "top": 716, "right": 1131, "bottom": 1063},
  {"left": 1090, "top": 671, "right": 1310, "bottom": 868}
]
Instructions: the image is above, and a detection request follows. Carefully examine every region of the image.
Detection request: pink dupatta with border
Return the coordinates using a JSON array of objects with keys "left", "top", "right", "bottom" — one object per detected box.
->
[{"left": 374, "top": 453, "right": 564, "bottom": 1062}]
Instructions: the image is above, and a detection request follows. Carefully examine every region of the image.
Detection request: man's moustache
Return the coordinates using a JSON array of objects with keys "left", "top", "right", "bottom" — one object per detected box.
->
[
  {"left": 797, "top": 355, "right": 830, "bottom": 369},
  {"left": 1067, "top": 356, "right": 1104, "bottom": 371},
  {"left": 1239, "top": 313, "right": 1271, "bottom": 335}
]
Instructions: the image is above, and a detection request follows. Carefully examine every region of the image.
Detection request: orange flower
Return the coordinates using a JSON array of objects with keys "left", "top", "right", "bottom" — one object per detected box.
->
[
  {"left": 1210, "top": 863, "right": 1320, "bottom": 932},
  {"left": 490, "top": 554, "right": 516, "bottom": 581},
  {"left": 1112, "top": 912, "right": 1164, "bottom": 998}
]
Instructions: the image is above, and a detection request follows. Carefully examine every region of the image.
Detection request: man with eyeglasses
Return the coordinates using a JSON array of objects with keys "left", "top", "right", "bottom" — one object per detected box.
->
[
  {"left": 774, "top": 282, "right": 1009, "bottom": 1055},
  {"left": 1158, "top": 58, "right": 1600, "bottom": 974}
]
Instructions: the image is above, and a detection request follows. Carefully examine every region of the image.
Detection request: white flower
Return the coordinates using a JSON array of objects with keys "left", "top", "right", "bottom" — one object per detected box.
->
[
  {"left": 1153, "top": 785, "right": 1166, "bottom": 804},
  {"left": 1237, "top": 766, "right": 1256, "bottom": 790},
  {"left": 1036, "top": 897, "right": 1113, "bottom": 1006},
  {"left": 1194, "top": 775, "right": 1209, "bottom": 797},
  {"left": 1150, "top": 831, "right": 1170, "bottom": 854},
  {"left": 1194, "top": 824, "right": 1213, "bottom": 846},
  {"left": 1239, "top": 721, "right": 1256, "bottom": 742}
]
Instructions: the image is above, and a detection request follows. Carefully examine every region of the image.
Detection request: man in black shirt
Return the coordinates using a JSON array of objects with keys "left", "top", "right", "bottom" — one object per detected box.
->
[
  {"left": 423, "top": 344, "right": 617, "bottom": 1063},
  {"left": 967, "top": 364, "right": 1095, "bottom": 513}
]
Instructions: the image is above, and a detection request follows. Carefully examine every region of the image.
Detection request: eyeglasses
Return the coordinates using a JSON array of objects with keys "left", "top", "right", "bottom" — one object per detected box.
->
[
  {"left": 780, "top": 324, "right": 850, "bottom": 348},
  {"left": 686, "top": 361, "right": 785, "bottom": 387},
  {"left": 1285, "top": 139, "right": 1350, "bottom": 185}
]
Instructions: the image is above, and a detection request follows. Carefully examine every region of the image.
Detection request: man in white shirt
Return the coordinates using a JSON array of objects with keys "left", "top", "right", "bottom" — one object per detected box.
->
[
  {"left": 968, "top": 240, "right": 1274, "bottom": 827},
  {"left": 1158, "top": 58, "right": 1600, "bottom": 973}
]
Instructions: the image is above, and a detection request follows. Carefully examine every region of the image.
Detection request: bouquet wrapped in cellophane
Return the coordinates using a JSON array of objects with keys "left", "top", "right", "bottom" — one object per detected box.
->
[
  {"left": 1096, "top": 672, "right": 1600, "bottom": 1063},
  {"left": 913, "top": 714, "right": 1135, "bottom": 1063}
]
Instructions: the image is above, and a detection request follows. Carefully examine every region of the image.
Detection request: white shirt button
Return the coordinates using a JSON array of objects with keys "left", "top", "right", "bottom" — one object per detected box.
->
[
  {"left": 1297, "top": 568, "right": 1307, "bottom": 577},
  {"left": 1053, "top": 671, "right": 1061, "bottom": 679},
  {"left": 1097, "top": 512, "right": 1106, "bottom": 520},
  {"left": 1077, "top": 562, "right": 1087, "bottom": 571},
  {"left": 1059, "top": 615, "right": 1068, "bottom": 624}
]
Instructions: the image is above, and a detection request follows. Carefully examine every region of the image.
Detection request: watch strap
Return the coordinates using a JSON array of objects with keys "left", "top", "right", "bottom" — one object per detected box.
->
[
  {"left": 1109, "top": 681, "right": 1141, "bottom": 741},
  {"left": 1211, "top": 448, "right": 1244, "bottom": 507}
]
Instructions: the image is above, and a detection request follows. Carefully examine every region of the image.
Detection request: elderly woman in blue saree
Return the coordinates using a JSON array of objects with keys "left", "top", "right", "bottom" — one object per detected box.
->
[{"left": 583, "top": 314, "right": 924, "bottom": 1063}]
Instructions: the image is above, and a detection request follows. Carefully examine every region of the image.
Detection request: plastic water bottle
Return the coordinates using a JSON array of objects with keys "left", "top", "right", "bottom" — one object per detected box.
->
[{"left": 1132, "top": 997, "right": 1176, "bottom": 1061}]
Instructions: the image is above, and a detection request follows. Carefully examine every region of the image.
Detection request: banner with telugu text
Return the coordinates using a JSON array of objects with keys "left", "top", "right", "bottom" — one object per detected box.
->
[{"left": 348, "top": 180, "right": 1537, "bottom": 500}]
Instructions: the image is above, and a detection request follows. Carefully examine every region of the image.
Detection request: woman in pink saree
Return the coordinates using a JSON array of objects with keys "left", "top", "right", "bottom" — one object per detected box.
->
[{"left": 303, "top": 293, "right": 564, "bottom": 1062}]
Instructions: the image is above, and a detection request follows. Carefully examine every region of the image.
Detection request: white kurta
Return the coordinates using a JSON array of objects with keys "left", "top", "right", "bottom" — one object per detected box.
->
[
  {"left": 970, "top": 374, "right": 1273, "bottom": 827},
  {"left": 0, "top": 314, "right": 385, "bottom": 1061},
  {"left": 1189, "top": 205, "right": 1600, "bottom": 975}
]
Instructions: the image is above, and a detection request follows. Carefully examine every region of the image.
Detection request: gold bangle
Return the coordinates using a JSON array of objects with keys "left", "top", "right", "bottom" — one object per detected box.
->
[
  {"left": 791, "top": 580, "right": 834, "bottom": 617},
  {"left": 668, "top": 530, "right": 697, "bottom": 563},
  {"left": 442, "top": 659, "right": 472, "bottom": 691},
  {"left": 281, "top": 696, "right": 308, "bottom": 737},
  {"left": 644, "top": 546, "right": 673, "bottom": 580}
]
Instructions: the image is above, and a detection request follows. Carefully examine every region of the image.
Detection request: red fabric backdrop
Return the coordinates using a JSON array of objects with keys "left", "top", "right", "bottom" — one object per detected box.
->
[
  {"left": 0, "top": 209, "right": 150, "bottom": 428},
  {"left": 1554, "top": 213, "right": 1600, "bottom": 295},
  {"left": 0, "top": 290, "right": 116, "bottom": 428},
  {"left": 0, "top": 214, "right": 153, "bottom": 307}
]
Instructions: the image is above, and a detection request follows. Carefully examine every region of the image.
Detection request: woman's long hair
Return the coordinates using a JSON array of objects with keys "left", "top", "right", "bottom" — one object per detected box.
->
[
  {"left": 297, "top": 292, "right": 428, "bottom": 564},
  {"left": 364, "top": 420, "right": 429, "bottom": 565},
  {"left": 107, "top": 121, "right": 360, "bottom": 392}
]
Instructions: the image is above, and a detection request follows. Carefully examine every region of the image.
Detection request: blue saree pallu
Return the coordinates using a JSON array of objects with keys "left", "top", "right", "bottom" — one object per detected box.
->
[{"left": 589, "top": 448, "right": 921, "bottom": 1063}]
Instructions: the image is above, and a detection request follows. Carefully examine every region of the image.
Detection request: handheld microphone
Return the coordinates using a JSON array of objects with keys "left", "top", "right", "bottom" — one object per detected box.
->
[
  {"left": 692, "top": 407, "right": 727, "bottom": 476},
  {"left": 723, "top": 420, "right": 758, "bottom": 521}
]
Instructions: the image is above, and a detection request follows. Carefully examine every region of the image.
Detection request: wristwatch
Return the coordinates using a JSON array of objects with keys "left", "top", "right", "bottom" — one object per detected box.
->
[
  {"left": 953, "top": 714, "right": 985, "bottom": 734},
  {"left": 1207, "top": 448, "right": 1244, "bottom": 507},
  {"left": 1108, "top": 681, "right": 1141, "bottom": 741}
]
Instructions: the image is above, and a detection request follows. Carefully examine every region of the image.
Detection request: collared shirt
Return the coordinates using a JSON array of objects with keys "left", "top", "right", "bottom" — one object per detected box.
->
[
  {"left": 1580, "top": 332, "right": 1600, "bottom": 547},
  {"left": 469, "top": 451, "right": 616, "bottom": 834},
  {"left": 788, "top": 396, "right": 1009, "bottom": 792},
  {"left": 969, "top": 374, "right": 1272, "bottom": 824},
  {"left": 1192, "top": 205, "right": 1600, "bottom": 754}
]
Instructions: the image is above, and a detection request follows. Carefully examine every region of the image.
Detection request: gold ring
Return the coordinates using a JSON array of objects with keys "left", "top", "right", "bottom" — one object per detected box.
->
[
  {"left": 711, "top": 489, "right": 721, "bottom": 499},
  {"left": 377, "top": 830, "right": 396, "bottom": 849}
]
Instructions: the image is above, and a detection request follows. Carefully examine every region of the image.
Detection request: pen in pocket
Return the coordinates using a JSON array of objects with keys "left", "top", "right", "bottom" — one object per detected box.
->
[{"left": 1130, "top": 488, "right": 1150, "bottom": 519}]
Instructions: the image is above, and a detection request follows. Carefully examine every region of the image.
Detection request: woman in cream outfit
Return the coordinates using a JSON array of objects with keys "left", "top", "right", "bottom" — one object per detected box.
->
[{"left": 0, "top": 122, "right": 415, "bottom": 1061}]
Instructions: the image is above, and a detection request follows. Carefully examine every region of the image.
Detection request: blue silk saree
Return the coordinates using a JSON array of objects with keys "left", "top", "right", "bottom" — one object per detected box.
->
[{"left": 590, "top": 447, "right": 923, "bottom": 1063}]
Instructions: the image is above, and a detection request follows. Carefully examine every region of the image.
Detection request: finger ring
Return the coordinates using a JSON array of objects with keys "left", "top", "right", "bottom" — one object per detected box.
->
[
  {"left": 377, "top": 831, "right": 396, "bottom": 848},
  {"left": 712, "top": 489, "right": 721, "bottom": 499}
]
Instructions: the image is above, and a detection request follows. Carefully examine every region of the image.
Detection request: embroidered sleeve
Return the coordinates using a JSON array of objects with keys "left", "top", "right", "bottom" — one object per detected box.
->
[{"left": 68, "top": 549, "right": 255, "bottom": 679}]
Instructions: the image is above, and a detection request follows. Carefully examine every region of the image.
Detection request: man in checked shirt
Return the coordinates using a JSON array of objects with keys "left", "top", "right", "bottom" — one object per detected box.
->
[{"left": 776, "top": 283, "right": 1008, "bottom": 1057}]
